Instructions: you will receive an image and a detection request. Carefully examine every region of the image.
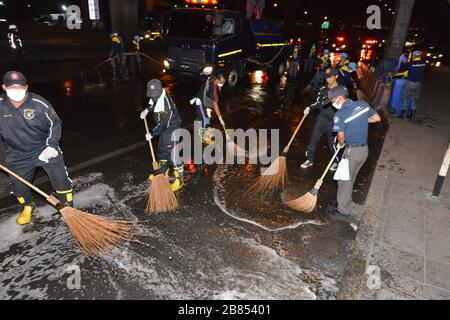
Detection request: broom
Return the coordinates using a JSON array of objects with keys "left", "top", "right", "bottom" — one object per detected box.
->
[
  {"left": 143, "top": 117, "right": 178, "bottom": 213},
  {"left": 222, "top": 124, "right": 247, "bottom": 157},
  {"left": 0, "top": 164, "right": 132, "bottom": 256},
  {"left": 247, "top": 113, "right": 308, "bottom": 194},
  {"left": 282, "top": 144, "right": 343, "bottom": 213}
]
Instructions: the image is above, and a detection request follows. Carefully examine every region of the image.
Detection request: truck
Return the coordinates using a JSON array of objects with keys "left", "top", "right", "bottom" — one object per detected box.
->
[{"left": 161, "top": 6, "right": 290, "bottom": 88}]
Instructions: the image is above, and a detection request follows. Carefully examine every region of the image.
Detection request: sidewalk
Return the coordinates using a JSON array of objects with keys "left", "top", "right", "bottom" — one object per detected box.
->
[{"left": 339, "top": 67, "right": 450, "bottom": 299}]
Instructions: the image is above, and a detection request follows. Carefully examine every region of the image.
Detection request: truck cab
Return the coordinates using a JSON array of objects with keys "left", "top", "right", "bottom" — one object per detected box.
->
[{"left": 162, "top": 7, "right": 288, "bottom": 87}]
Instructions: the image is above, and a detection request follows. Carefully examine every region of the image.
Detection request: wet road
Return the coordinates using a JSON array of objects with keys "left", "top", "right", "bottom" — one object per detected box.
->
[{"left": 0, "top": 48, "right": 386, "bottom": 299}]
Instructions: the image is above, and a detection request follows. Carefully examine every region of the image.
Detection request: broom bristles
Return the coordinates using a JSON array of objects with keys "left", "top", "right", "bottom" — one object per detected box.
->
[
  {"left": 146, "top": 174, "right": 178, "bottom": 213},
  {"left": 282, "top": 188, "right": 318, "bottom": 213},
  {"left": 60, "top": 206, "right": 132, "bottom": 256},
  {"left": 246, "top": 156, "right": 287, "bottom": 196}
]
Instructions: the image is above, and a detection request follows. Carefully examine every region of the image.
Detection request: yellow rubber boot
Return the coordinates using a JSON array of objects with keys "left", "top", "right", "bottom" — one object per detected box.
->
[
  {"left": 17, "top": 205, "right": 33, "bottom": 225},
  {"left": 170, "top": 165, "right": 184, "bottom": 192}
]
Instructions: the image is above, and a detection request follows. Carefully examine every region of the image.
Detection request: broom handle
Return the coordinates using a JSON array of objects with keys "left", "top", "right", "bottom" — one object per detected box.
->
[
  {"left": 143, "top": 117, "right": 159, "bottom": 171},
  {"left": 319, "top": 145, "right": 344, "bottom": 182},
  {"left": 0, "top": 164, "right": 50, "bottom": 199},
  {"left": 283, "top": 114, "right": 308, "bottom": 154}
]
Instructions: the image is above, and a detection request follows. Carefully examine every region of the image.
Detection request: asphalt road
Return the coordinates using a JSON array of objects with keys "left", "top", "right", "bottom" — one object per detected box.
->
[{"left": 0, "top": 48, "right": 387, "bottom": 299}]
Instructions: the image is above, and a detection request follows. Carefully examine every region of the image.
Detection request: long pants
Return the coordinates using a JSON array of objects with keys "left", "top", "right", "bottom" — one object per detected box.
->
[
  {"left": 401, "top": 80, "right": 422, "bottom": 111},
  {"left": 195, "top": 101, "right": 210, "bottom": 128},
  {"left": 129, "top": 53, "right": 142, "bottom": 75},
  {"left": 14, "top": 49, "right": 24, "bottom": 72},
  {"left": 6, "top": 148, "right": 73, "bottom": 205},
  {"left": 157, "top": 130, "right": 181, "bottom": 173},
  {"left": 306, "top": 113, "right": 335, "bottom": 162},
  {"left": 337, "top": 146, "right": 368, "bottom": 214},
  {"left": 289, "top": 60, "right": 299, "bottom": 78}
]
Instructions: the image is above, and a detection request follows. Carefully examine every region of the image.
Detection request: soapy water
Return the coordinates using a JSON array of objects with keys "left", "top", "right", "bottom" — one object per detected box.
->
[{"left": 0, "top": 171, "right": 338, "bottom": 299}]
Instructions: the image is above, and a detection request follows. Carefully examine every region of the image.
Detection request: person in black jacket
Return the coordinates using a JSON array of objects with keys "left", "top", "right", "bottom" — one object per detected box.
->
[
  {"left": 140, "top": 79, "right": 184, "bottom": 191},
  {"left": 0, "top": 71, "right": 73, "bottom": 225},
  {"left": 301, "top": 67, "right": 341, "bottom": 170},
  {"left": 7, "top": 25, "right": 24, "bottom": 71}
]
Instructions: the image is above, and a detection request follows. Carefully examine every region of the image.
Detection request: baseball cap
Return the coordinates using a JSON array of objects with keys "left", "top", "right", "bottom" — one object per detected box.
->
[
  {"left": 324, "top": 67, "right": 339, "bottom": 78},
  {"left": 147, "top": 79, "right": 163, "bottom": 98},
  {"left": 3, "top": 71, "right": 27, "bottom": 87},
  {"left": 413, "top": 50, "right": 422, "bottom": 56},
  {"left": 327, "top": 85, "right": 348, "bottom": 101},
  {"left": 340, "top": 52, "right": 349, "bottom": 59}
]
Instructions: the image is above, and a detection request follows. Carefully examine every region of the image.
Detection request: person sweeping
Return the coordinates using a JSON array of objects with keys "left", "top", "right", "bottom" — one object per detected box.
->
[
  {"left": 140, "top": 79, "right": 184, "bottom": 194},
  {"left": 328, "top": 85, "right": 381, "bottom": 218},
  {"left": 0, "top": 71, "right": 74, "bottom": 225},
  {"left": 190, "top": 73, "right": 226, "bottom": 145}
]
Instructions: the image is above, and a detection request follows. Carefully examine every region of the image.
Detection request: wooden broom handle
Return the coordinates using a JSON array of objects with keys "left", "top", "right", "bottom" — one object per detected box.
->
[
  {"left": 143, "top": 117, "right": 159, "bottom": 171},
  {"left": 283, "top": 114, "right": 308, "bottom": 154},
  {"left": 0, "top": 164, "right": 50, "bottom": 199},
  {"left": 319, "top": 145, "right": 344, "bottom": 182}
]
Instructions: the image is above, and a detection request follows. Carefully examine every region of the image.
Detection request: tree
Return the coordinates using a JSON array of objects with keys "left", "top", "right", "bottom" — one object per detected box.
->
[{"left": 385, "top": 0, "right": 416, "bottom": 59}]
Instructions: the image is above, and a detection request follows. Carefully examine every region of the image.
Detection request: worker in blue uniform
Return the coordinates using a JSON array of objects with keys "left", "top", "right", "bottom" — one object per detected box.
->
[
  {"left": 329, "top": 85, "right": 381, "bottom": 219},
  {"left": 0, "top": 71, "right": 73, "bottom": 225},
  {"left": 400, "top": 50, "right": 427, "bottom": 120}
]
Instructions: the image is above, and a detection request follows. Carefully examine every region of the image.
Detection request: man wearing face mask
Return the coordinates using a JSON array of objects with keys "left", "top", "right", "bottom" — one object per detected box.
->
[
  {"left": 329, "top": 85, "right": 381, "bottom": 218},
  {"left": 190, "top": 73, "right": 226, "bottom": 145},
  {"left": 301, "top": 67, "right": 340, "bottom": 171},
  {"left": 0, "top": 71, "right": 73, "bottom": 225},
  {"left": 140, "top": 79, "right": 184, "bottom": 191}
]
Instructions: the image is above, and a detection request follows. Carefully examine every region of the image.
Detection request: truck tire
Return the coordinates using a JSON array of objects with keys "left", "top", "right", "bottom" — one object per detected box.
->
[
  {"left": 271, "top": 59, "right": 285, "bottom": 79},
  {"left": 226, "top": 66, "right": 239, "bottom": 88}
]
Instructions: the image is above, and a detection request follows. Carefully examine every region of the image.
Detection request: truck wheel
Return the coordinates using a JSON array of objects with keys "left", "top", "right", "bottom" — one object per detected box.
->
[{"left": 226, "top": 67, "right": 239, "bottom": 88}]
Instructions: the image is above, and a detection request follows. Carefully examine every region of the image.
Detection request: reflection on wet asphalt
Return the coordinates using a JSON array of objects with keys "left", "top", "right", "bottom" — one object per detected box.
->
[{"left": 0, "top": 54, "right": 386, "bottom": 299}]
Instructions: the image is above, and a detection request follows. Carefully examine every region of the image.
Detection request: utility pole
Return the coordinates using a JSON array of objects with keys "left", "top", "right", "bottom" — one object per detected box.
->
[{"left": 385, "top": 0, "right": 416, "bottom": 59}]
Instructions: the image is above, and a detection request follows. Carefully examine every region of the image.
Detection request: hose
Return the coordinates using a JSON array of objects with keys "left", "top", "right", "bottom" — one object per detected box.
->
[{"left": 243, "top": 45, "right": 286, "bottom": 67}]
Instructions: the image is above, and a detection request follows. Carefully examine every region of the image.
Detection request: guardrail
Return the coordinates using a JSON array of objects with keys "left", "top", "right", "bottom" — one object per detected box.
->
[{"left": 356, "top": 62, "right": 390, "bottom": 111}]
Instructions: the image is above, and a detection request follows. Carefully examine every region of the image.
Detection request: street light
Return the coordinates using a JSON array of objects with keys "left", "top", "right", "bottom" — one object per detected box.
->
[
  {"left": 304, "top": 11, "right": 308, "bottom": 15},
  {"left": 273, "top": 3, "right": 278, "bottom": 7},
  {"left": 61, "top": 4, "right": 67, "bottom": 11}
]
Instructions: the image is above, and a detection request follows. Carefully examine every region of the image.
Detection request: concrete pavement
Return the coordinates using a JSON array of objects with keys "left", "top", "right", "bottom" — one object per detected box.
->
[{"left": 339, "top": 67, "right": 450, "bottom": 299}]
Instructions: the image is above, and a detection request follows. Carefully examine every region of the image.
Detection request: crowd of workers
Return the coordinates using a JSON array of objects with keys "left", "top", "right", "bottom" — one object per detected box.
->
[{"left": 2, "top": 24, "right": 429, "bottom": 225}]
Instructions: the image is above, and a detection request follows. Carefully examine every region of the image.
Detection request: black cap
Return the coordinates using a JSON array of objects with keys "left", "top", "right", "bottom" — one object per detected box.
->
[
  {"left": 327, "top": 85, "right": 348, "bottom": 100},
  {"left": 3, "top": 71, "right": 27, "bottom": 87},
  {"left": 324, "top": 67, "right": 339, "bottom": 78},
  {"left": 146, "top": 79, "right": 163, "bottom": 98}
]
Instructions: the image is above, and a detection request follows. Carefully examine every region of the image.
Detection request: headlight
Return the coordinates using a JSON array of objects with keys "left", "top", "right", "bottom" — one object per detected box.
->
[
  {"left": 145, "top": 34, "right": 150, "bottom": 39},
  {"left": 202, "top": 66, "right": 213, "bottom": 75},
  {"left": 163, "top": 59, "right": 170, "bottom": 69}
]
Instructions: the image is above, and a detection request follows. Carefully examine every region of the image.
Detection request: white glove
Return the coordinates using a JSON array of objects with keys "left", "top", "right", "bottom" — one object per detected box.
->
[
  {"left": 190, "top": 97, "right": 202, "bottom": 106},
  {"left": 304, "top": 107, "right": 310, "bottom": 115},
  {"left": 140, "top": 109, "right": 149, "bottom": 119},
  {"left": 218, "top": 116, "right": 225, "bottom": 126},
  {"left": 145, "top": 133, "right": 152, "bottom": 141},
  {"left": 206, "top": 108, "right": 212, "bottom": 118},
  {"left": 38, "top": 146, "right": 59, "bottom": 163}
]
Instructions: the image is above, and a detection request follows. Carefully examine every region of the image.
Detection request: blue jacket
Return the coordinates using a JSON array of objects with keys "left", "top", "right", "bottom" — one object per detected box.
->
[{"left": 407, "top": 59, "right": 426, "bottom": 82}]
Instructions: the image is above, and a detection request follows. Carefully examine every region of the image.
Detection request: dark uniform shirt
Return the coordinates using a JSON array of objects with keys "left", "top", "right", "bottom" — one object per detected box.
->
[
  {"left": 333, "top": 99, "right": 376, "bottom": 145},
  {"left": 7, "top": 31, "right": 22, "bottom": 50},
  {"left": 407, "top": 59, "right": 427, "bottom": 82},
  {"left": 310, "top": 85, "right": 335, "bottom": 120},
  {"left": 196, "top": 77, "right": 219, "bottom": 109},
  {"left": 145, "top": 92, "right": 182, "bottom": 137},
  {"left": 0, "top": 93, "right": 62, "bottom": 154}
]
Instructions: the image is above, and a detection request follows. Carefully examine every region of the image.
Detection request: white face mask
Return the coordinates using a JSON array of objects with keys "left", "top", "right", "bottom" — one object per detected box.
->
[
  {"left": 6, "top": 88, "right": 27, "bottom": 102},
  {"left": 217, "top": 83, "right": 224, "bottom": 88},
  {"left": 332, "top": 100, "right": 343, "bottom": 110}
]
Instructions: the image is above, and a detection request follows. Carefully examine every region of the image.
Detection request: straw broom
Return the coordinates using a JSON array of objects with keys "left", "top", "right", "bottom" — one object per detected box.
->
[
  {"left": 247, "top": 114, "right": 308, "bottom": 194},
  {"left": 143, "top": 118, "right": 178, "bottom": 213},
  {"left": 282, "top": 145, "right": 343, "bottom": 213},
  {"left": 0, "top": 164, "right": 132, "bottom": 256}
]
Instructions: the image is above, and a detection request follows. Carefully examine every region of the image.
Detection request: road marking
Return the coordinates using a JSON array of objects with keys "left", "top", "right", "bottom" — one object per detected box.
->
[{"left": 0, "top": 141, "right": 146, "bottom": 200}]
